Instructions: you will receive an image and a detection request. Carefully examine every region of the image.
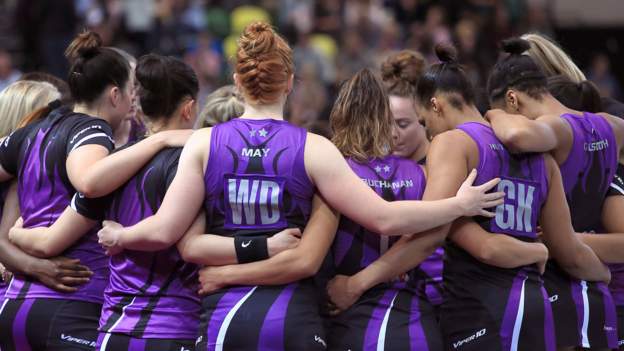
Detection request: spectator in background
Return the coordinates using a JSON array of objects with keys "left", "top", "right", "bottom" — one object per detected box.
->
[
  {"left": 589, "top": 53, "right": 623, "bottom": 101},
  {"left": 0, "top": 50, "right": 21, "bottom": 92},
  {"left": 198, "top": 85, "right": 244, "bottom": 128},
  {"left": 335, "top": 30, "right": 372, "bottom": 83}
]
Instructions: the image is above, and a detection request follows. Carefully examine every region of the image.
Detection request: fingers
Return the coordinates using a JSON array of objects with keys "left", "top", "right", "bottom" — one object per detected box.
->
[
  {"left": 478, "top": 177, "right": 501, "bottom": 191},
  {"left": 59, "top": 268, "right": 93, "bottom": 278},
  {"left": 53, "top": 284, "right": 79, "bottom": 293},
  {"left": 479, "top": 209, "right": 496, "bottom": 218},
  {"left": 288, "top": 228, "right": 303, "bottom": 238},
  {"left": 484, "top": 191, "right": 505, "bottom": 201},
  {"left": 59, "top": 276, "right": 91, "bottom": 286},
  {"left": 462, "top": 169, "right": 477, "bottom": 186},
  {"left": 483, "top": 199, "right": 504, "bottom": 208}
]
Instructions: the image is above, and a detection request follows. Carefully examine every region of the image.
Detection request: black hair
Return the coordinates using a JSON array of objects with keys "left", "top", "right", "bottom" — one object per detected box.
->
[
  {"left": 416, "top": 43, "right": 476, "bottom": 109},
  {"left": 135, "top": 54, "right": 199, "bottom": 119},
  {"left": 487, "top": 38, "right": 548, "bottom": 103},
  {"left": 65, "top": 31, "right": 131, "bottom": 104},
  {"left": 547, "top": 75, "right": 603, "bottom": 113}
]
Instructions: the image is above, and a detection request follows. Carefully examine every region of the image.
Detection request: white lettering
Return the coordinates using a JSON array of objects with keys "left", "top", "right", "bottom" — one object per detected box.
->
[
  {"left": 314, "top": 335, "right": 327, "bottom": 348},
  {"left": 60, "top": 334, "right": 96, "bottom": 347},
  {"left": 241, "top": 148, "right": 271, "bottom": 158},
  {"left": 361, "top": 178, "right": 415, "bottom": 189},
  {"left": 228, "top": 179, "right": 259, "bottom": 225},
  {"left": 452, "top": 328, "right": 487, "bottom": 349},
  {"left": 495, "top": 180, "right": 515, "bottom": 230},
  {"left": 515, "top": 184, "right": 534, "bottom": 232},
  {"left": 259, "top": 181, "right": 280, "bottom": 225},
  {"left": 584, "top": 139, "right": 609, "bottom": 152}
]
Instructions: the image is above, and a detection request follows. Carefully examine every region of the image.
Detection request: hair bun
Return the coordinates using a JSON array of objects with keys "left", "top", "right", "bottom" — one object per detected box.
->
[
  {"left": 501, "top": 38, "right": 530, "bottom": 55},
  {"left": 136, "top": 54, "right": 170, "bottom": 92},
  {"left": 239, "top": 22, "right": 276, "bottom": 57},
  {"left": 435, "top": 43, "right": 458, "bottom": 64},
  {"left": 381, "top": 50, "right": 426, "bottom": 86},
  {"left": 64, "top": 31, "right": 103, "bottom": 62}
]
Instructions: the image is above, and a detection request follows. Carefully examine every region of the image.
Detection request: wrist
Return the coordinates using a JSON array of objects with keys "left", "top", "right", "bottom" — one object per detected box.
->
[
  {"left": 24, "top": 258, "right": 44, "bottom": 276},
  {"left": 349, "top": 273, "right": 369, "bottom": 297}
]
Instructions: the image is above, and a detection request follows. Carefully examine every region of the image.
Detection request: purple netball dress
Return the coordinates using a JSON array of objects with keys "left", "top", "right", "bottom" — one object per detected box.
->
[
  {"left": 442, "top": 122, "right": 555, "bottom": 351},
  {"left": 328, "top": 155, "right": 443, "bottom": 351},
  {"left": 198, "top": 118, "right": 325, "bottom": 351},
  {"left": 71, "top": 143, "right": 200, "bottom": 351},
  {"left": 543, "top": 112, "right": 618, "bottom": 349},
  {"left": 0, "top": 106, "right": 115, "bottom": 350}
]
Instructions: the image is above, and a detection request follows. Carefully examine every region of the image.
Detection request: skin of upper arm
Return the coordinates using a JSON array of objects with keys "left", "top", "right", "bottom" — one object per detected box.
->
[
  {"left": 12, "top": 207, "right": 96, "bottom": 257},
  {"left": 602, "top": 195, "right": 624, "bottom": 233},
  {"left": 423, "top": 130, "right": 472, "bottom": 201},
  {"left": 304, "top": 133, "right": 389, "bottom": 233},
  {"left": 65, "top": 144, "right": 110, "bottom": 194}
]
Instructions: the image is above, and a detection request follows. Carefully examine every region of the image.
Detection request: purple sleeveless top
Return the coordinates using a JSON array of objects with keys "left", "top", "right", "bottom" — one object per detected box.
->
[
  {"left": 332, "top": 155, "right": 443, "bottom": 304},
  {"left": 204, "top": 118, "right": 314, "bottom": 235},
  {"left": 559, "top": 112, "right": 617, "bottom": 232},
  {"left": 450, "top": 122, "right": 547, "bottom": 275},
  {"left": 73, "top": 146, "right": 200, "bottom": 339},
  {"left": 0, "top": 107, "right": 114, "bottom": 303}
]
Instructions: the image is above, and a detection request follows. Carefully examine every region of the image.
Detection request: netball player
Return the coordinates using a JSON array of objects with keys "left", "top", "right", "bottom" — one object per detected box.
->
[
  {"left": 381, "top": 50, "right": 445, "bottom": 310},
  {"left": 0, "top": 31, "right": 188, "bottom": 350},
  {"left": 486, "top": 38, "right": 624, "bottom": 350},
  {"left": 0, "top": 81, "right": 90, "bottom": 307},
  {"left": 320, "top": 68, "right": 442, "bottom": 350},
  {"left": 97, "top": 22, "right": 503, "bottom": 350}
]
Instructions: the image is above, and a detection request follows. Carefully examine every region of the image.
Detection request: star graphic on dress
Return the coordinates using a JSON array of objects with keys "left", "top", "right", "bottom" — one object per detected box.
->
[
  {"left": 258, "top": 128, "right": 268, "bottom": 137},
  {"left": 249, "top": 129, "right": 256, "bottom": 137},
  {"left": 383, "top": 165, "right": 390, "bottom": 173},
  {"left": 375, "top": 166, "right": 382, "bottom": 173}
]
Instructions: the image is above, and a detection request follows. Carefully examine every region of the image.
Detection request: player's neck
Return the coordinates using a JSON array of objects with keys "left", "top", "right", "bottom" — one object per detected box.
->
[
  {"left": 449, "top": 104, "right": 485, "bottom": 129},
  {"left": 240, "top": 100, "right": 285, "bottom": 121}
]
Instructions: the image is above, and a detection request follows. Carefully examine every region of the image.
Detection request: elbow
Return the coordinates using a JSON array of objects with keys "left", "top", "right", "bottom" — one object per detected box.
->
[
  {"left": 291, "top": 256, "right": 322, "bottom": 279},
  {"left": 500, "top": 128, "right": 526, "bottom": 151},
  {"left": 373, "top": 215, "right": 396, "bottom": 236},
  {"left": 180, "top": 246, "right": 202, "bottom": 264},
  {"left": 29, "top": 245, "right": 57, "bottom": 258},
  {"left": 74, "top": 179, "right": 100, "bottom": 198}
]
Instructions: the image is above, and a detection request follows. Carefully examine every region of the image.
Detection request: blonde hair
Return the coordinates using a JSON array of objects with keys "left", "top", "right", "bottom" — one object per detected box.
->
[
  {"left": 0, "top": 80, "right": 61, "bottom": 137},
  {"left": 198, "top": 85, "right": 244, "bottom": 127},
  {"left": 330, "top": 68, "right": 393, "bottom": 162},
  {"left": 521, "top": 33, "right": 586, "bottom": 83}
]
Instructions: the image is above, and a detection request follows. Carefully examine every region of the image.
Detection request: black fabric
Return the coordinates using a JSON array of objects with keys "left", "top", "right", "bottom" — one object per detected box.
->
[
  {"left": 234, "top": 236, "right": 269, "bottom": 264},
  {"left": 0, "top": 123, "right": 38, "bottom": 175},
  {"left": 0, "top": 298, "right": 101, "bottom": 351}
]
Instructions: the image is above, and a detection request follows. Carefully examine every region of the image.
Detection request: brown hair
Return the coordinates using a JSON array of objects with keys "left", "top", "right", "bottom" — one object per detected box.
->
[
  {"left": 381, "top": 50, "right": 427, "bottom": 97},
  {"left": 64, "top": 30, "right": 131, "bottom": 104},
  {"left": 235, "top": 22, "right": 294, "bottom": 105},
  {"left": 330, "top": 68, "right": 393, "bottom": 162}
]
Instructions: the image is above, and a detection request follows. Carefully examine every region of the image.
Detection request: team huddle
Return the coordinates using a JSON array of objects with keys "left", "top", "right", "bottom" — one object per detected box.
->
[{"left": 0, "top": 20, "right": 624, "bottom": 351}]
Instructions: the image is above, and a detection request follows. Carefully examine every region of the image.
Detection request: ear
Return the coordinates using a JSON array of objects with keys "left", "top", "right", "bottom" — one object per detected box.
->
[
  {"left": 181, "top": 99, "right": 195, "bottom": 121},
  {"left": 286, "top": 74, "right": 294, "bottom": 95},
  {"left": 233, "top": 73, "right": 241, "bottom": 88},
  {"left": 109, "top": 86, "right": 120, "bottom": 108},
  {"left": 430, "top": 97, "right": 441, "bottom": 116},
  {"left": 505, "top": 90, "right": 519, "bottom": 111}
]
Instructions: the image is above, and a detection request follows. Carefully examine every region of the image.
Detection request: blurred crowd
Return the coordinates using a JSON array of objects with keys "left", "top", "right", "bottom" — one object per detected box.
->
[{"left": 0, "top": 0, "right": 622, "bottom": 131}]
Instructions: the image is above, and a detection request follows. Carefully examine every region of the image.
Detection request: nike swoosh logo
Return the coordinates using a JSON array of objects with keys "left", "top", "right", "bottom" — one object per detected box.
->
[{"left": 241, "top": 240, "right": 251, "bottom": 248}]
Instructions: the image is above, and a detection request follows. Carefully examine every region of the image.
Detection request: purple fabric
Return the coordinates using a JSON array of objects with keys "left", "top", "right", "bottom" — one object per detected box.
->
[
  {"left": 499, "top": 272, "right": 526, "bottom": 350},
  {"left": 257, "top": 284, "right": 297, "bottom": 351},
  {"left": 408, "top": 294, "right": 429, "bottom": 351},
  {"left": 206, "top": 286, "right": 254, "bottom": 351},
  {"left": 540, "top": 286, "right": 556, "bottom": 351},
  {"left": 570, "top": 281, "right": 584, "bottom": 346},
  {"left": 204, "top": 119, "right": 313, "bottom": 232},
  {"left": 597, "top": 283, "right": 619, "bottom": 348},
  {"left": 457, "top": 122, "right": 547, "bottom": 240},
  {"left": 12, "top": 298, "right": 34, "bottom": 351},
  {"left": 363, "top": 289, "right": 399, "bottom": 350},
  {"left": 559, "top": 112, "right": 617, "bottom": 232}
]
